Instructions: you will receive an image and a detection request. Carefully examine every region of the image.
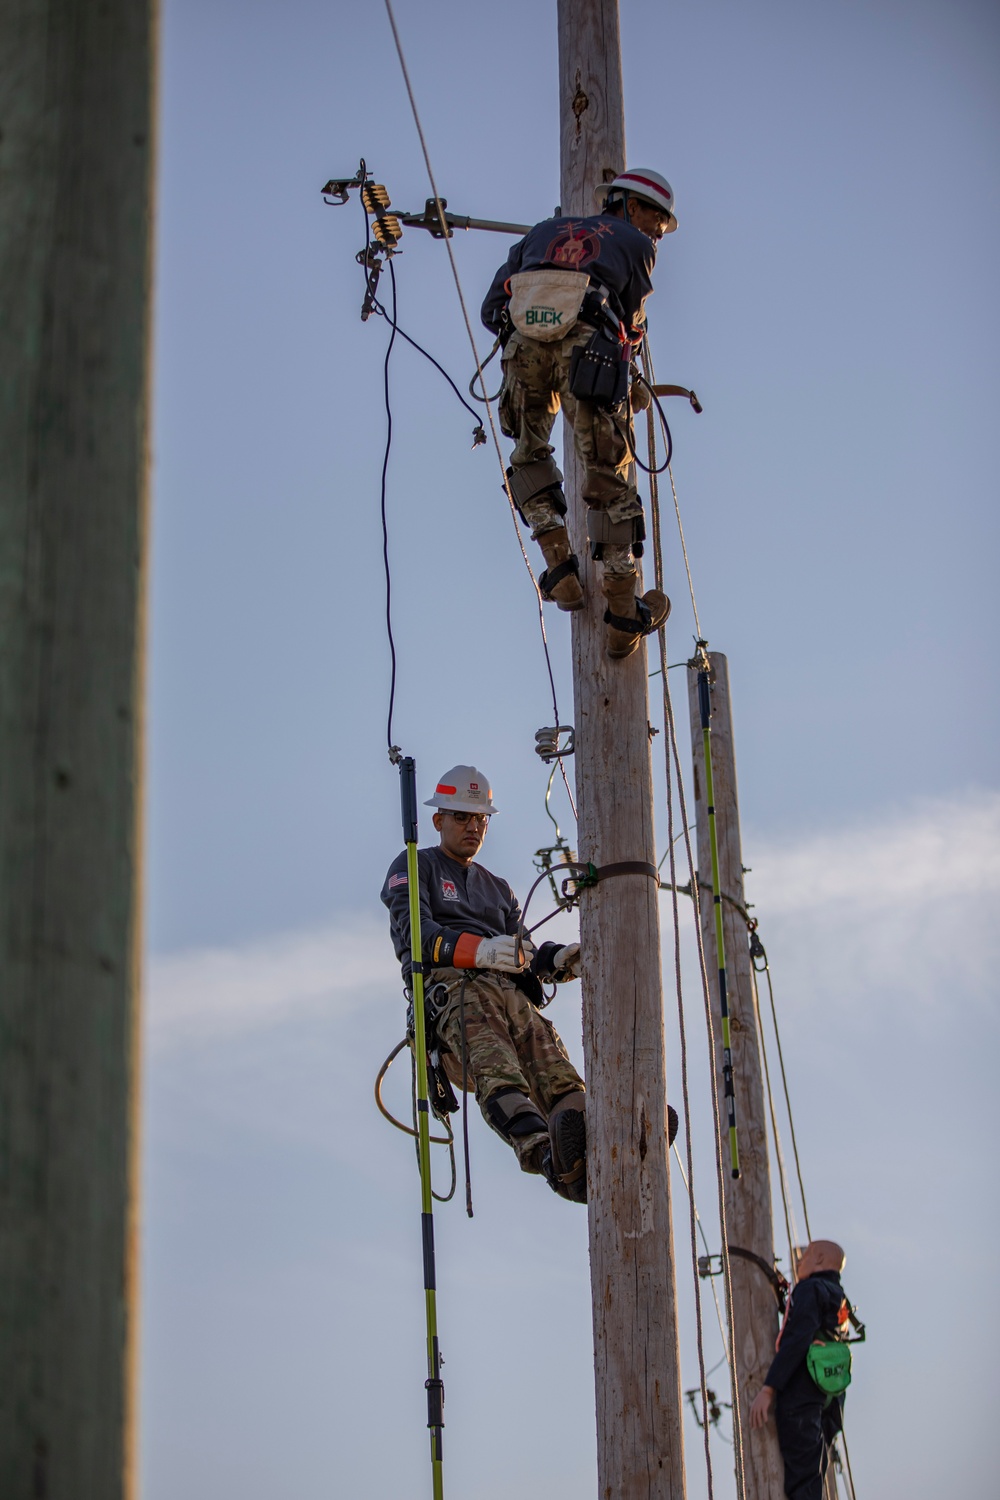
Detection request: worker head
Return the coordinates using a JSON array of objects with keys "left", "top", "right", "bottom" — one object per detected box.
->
[
  {"left": 603, "top": 168, "right": 677, "bottom": 240},
  {"left": 795, "top": 1239, "right": 846, "bottom": 1280},
  {"left": 425, "top": 765, "right": 497, "bottom": 865}
]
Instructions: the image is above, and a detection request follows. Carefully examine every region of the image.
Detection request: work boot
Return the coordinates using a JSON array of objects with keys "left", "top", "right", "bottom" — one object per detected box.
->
[
  {"left": 602, "top": 573, "right": 670, "bottom": 660},
  {"left": 537, "top": 526, "right": 585, "bottom": 612},
  {"left": 544, "top": 1092, "right": 587, "bottom": 1203}
]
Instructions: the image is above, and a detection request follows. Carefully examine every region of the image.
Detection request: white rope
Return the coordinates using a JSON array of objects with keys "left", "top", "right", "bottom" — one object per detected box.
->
[{"left": 671, "top": 1142, "right": 732, "bottom": 1377}]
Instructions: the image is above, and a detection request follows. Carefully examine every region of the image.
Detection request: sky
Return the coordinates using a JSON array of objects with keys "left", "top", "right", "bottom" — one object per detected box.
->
[{"left": 144, "top": 2, "right": 1000, "bottom": 1496}]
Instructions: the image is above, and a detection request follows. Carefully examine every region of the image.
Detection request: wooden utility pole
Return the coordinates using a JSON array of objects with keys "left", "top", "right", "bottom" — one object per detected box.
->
[
  {"left": 687, "top": 654, "right": 785, "bottom": 1498},
  {"left": 0, "top": 3, "right": 156, "bottom": 1495},
  {"left": 558, "top": 4, "right": 686, "bottom": 1495}
]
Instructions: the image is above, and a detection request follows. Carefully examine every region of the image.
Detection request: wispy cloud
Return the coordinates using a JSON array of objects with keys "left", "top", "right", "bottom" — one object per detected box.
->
[
  {"left": 749, "top": 790, "right": 1000, "bottom": 913},
  {"left": 745, "top": 790, "right": 1000, "bottom": 1007},
  {"left": 147, "top": 793, "right": 1000, "bottom": 1051},
  {"left": 146, "top": 914, "right": 400, "bottom": 1050}
]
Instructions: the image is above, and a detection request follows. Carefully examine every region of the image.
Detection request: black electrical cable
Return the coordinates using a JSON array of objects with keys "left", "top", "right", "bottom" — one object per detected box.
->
[
  {"left": 380, "top": 256, "right": 399, "bottom": 753},
  {"left": 369, "top": 290, "right": 486, "bottom": 431},
  {"left": 612, "top": 376, "right": 674, "bottom": 474}
]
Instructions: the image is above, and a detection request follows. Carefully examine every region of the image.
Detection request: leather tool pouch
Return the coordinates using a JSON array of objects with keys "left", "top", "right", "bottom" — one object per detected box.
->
[{"left": 569, "top": 328, "right": 630, "bottom": 410}]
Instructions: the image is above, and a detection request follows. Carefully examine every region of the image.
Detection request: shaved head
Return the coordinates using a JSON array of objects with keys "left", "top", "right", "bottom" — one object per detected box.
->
[{"left": 796, "top": 1239, "right": 846, "bottom": 1278}]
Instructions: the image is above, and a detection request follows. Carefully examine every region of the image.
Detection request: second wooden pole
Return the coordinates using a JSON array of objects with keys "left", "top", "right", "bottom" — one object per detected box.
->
[{"left": 687, "top": 653, "right": 786, "bottom": 1499}]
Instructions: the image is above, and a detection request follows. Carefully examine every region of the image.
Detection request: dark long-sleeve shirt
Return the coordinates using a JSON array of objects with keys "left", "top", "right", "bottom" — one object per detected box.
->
[
  {"left": 380, "top": 846, "right": 521, "bottom": 985},
  {"left": 481, "top": 212, "right": 658, "bottom": 338},
  {"left": 765, "top": 1271, "right": 850, "bottom": 1393}
]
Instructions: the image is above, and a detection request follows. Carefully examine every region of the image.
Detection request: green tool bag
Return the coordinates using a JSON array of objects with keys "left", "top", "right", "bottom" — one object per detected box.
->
[{"left": 806, "top": 1340, "right": 852, "bottom": 1397}]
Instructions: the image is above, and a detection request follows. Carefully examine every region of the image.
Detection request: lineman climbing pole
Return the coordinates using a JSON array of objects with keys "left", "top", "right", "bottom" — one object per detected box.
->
[
  {"left": 0, "top": 2, "right": 155, "bottom": 1496},
  {"left": 688, "top": 654, "right": 786, "bottom": 1497},
  {"left": 558, "top": 4, "right": 687, "bottom": 1495}
]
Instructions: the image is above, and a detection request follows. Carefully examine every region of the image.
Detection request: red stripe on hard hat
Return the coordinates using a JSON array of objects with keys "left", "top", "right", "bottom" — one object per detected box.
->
[
  {"left": 620, "top": 172, "right": 672, "bottom": 203},
  {"left": 436, "top": 783, "right": 457, "bottom": 795}
]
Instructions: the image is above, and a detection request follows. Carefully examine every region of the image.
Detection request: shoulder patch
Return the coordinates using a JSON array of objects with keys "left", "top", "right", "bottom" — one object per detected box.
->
[{"left": 388, "top": 872, "right": 408, "bottom": 890}]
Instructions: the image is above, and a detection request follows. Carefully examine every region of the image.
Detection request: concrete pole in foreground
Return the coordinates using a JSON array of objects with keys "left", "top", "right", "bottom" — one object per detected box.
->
[
  {"left": 557, "top": 3, "right": 687, "bottom": 1493},
  {"left": 0, "top": 2, "right": 156, "bottom": 1493},
  {"left": 687, "top": 654, "right": 786, "bottom": 1498}
]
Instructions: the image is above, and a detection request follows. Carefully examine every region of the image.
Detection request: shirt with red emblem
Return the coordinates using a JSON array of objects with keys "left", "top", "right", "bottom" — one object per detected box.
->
[
  {"left": 381, "top": 846, "right": 522, "bottom": 984},
  {"left": 481, "top": 211, "right": 658, "bottom": 338}
]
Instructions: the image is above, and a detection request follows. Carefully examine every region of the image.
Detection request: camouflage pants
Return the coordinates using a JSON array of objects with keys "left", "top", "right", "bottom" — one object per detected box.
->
[
  {"left": 499, "top": 327, "right": 641, "bottom": 576},
  {"left": 430, "top": 968, "right": 584, "bottom": 1171}
]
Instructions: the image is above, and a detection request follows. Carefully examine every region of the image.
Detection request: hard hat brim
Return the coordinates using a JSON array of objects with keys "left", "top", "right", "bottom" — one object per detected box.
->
[
  {"left": 593, "top": 181, "right": 677, "bottom": 232},
  {"left": 424, "top": 796, "right": 498, "bottom": 815}
]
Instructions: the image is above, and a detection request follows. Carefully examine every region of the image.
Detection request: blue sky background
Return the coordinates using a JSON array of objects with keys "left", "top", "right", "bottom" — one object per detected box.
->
[{"left": 143, "top": 2, "right": 999, "bottom": 1496}]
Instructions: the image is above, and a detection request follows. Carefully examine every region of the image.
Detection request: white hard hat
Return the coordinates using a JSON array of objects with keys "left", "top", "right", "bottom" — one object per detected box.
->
[
  {"left": 604, "top": 168, "right": 677, "bottom": 231},
  {"left": 425, "top": 765, "right": 498, "bottom": 815}
]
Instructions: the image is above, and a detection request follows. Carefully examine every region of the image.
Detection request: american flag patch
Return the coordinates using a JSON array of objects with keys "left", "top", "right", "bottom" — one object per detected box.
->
[{"left": 388, "top": 872, "right": 408, "bottom": 890}]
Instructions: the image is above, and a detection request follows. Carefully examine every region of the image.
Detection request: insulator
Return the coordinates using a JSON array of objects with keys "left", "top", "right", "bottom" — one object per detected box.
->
[
  {"left": 372, "top": 214, "right": 403, "bottom": 248},
  {"left": 362, "top": 182, "right": 391, "bottom": 213},
  {"left": 534, "top": 725, "right": 575, "bottom": 762}
]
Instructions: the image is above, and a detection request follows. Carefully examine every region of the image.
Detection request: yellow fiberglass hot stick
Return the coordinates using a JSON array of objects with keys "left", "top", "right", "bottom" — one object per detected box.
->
[
  {"left": 697, "top": 669, "right": 741, "bottom": 1180},
  {"left": 399, "top": 755, "right": 445, "bottom": 1498}
]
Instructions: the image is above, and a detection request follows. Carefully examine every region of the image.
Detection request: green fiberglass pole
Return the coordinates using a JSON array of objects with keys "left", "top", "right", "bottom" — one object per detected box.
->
[
  {"left": 697, "top": 671, "right": 741, "bottom": 1180},
  {"left": 399, "top": 757, "right": 445, "bottom": 1498}
]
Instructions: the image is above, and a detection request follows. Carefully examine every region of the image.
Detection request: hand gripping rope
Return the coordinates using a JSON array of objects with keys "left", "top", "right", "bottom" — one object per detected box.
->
[
  {"left": 397, "top": 755, "right": 446, "bottom": 1499},
  {"left": 696, "top": 663, "right": 741, "bottom": 1179}
]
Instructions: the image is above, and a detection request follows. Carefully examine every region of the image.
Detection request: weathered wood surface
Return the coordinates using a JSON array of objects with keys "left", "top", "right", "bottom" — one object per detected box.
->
[
  {"left": 687, "top": 654, "right": 786, "bottom": 1498},
  {"left": 0, "top": 2, "right": 155, "bottom": 1494},
  {"left": 558, "top": 3, "right": 686, "bottom": 1494}
]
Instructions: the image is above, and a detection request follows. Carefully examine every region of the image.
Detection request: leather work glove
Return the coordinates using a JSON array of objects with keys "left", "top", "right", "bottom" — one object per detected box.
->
[
  {"left": 630, "top": 376, "right": 652, "bottom": 412},
  {"left": 473, "top": 934, "right": 528, "bottom": 972},
  {"left": 552, "top": 942, "right": 581, "bottom": 980}
]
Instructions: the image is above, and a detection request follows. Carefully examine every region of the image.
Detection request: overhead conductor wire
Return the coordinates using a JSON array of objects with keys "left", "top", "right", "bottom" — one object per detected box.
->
[
  {"left": 643, "top": 341, "right": 748, "bottom": 1500},
  {"left": 381, "top": 297, "right": 399, "bottom": 749},
  {"left": 749, "top": 958, "right": 800, "bottom": 1272},
  {"left": 381, "top": 0, "right": 577, "bottom": 822},
  {"left": 752, "top": 936, "right": 813, "bottom": 1242}
]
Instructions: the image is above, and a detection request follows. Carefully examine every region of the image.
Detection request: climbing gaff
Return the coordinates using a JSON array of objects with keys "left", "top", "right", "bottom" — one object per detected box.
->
[
  {"left": 398, "top": 755, "right": 446, "bottom": 1499},
  {"left": 697, "top": 668, "right": 742, "bottom": 1180}
]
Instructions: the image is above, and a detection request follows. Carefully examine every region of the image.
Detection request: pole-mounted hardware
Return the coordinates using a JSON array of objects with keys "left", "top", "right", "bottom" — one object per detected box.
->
[
  {"left": 398, "top": 197, "right": 532, "bottom": 239},
  {"left": 534, "top": 725, "right": 575, "bottom": 763},
  {"left": 322, "top": 159, "right": 529, "bottom": 320},
  {"left": 685, "top": 1386, "right": 732, "bottom": 1432},
  {"left": 397, "top": 755, "right": 446, "bottom": 1500},
  {"left": 532, "top": 840, "right": 579, "bottom": 915}
]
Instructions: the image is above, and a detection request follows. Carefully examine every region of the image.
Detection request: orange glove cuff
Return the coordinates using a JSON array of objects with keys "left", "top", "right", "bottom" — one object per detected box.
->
[{"left": 452, "top": 932, "right": 481, "bottom": 969}]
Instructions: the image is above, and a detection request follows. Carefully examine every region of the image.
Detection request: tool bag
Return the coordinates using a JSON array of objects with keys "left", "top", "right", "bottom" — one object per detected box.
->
[
  {"left": 806, "top": 1339, "right": 852, "bottom": 1398},
  {"left": 569, "top": 327, "right": 630, "bottom": 410},
  {"left": 507, "top": 268, "right": 590, "bottom": 341}
]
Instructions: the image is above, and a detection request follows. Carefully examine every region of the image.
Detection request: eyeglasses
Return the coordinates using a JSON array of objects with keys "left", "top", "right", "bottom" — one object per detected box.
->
[{"left": 446, "top": 811, "right": 489, "bottom": 826}]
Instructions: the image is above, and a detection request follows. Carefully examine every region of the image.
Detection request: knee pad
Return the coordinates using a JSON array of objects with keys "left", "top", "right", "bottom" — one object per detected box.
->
[
  {"left": 505, "top": 458, "right": 566, "bottom": 526},
  {"left": 484, "top": 1086, "right": 549, "bottom": 1142},
  {"left": 586, "top": 508, "right": 645, "bottom": 560}
]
